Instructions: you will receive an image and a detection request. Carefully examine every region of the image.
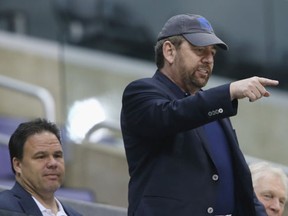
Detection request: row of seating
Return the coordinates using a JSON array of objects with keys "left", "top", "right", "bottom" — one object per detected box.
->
[{"left": 0, "top": 185, "right": 127, "bottom": 216}]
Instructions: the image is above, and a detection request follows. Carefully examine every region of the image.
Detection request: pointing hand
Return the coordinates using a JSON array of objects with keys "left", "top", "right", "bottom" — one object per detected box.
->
[{"left": 230, "top": 76, "right": 279, "bottom": 102}]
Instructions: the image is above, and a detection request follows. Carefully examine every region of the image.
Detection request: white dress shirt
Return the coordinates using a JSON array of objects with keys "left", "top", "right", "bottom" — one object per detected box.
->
[{"left": 32, "top": 196, "right": 67, "bottom": 216}]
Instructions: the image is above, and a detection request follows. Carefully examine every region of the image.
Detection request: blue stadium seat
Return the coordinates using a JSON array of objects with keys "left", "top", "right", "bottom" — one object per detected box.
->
[{"left": 0, "top": 144, "right": 14, "bottom": 180}]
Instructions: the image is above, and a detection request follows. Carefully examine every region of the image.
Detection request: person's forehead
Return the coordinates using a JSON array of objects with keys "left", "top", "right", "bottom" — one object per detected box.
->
[
  {"left": 257, "top": 175, "right": 287, "bottom": 197},
  {"left": 24, "top": 132, "right": 62, "bottom": 152}
]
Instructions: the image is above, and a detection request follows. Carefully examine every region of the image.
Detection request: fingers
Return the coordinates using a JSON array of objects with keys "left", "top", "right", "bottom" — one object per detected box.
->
[
  {"left": 252, "top": 77, "right": 278, "bottom": 101},
  {"left": 230, "top": 76, "right": 279, "bottom": 102},
  {"left": 258, "top": 77, "right": 279, "bottom": 87},
  {"left": 250, "top": 78, "right": 269, "bottom": 101},
  {"left": 248, "top": 86, "right": 265, "bottom": 102},
  {"left": 246, "top": 86, "right": 265, "bottom": 102}
]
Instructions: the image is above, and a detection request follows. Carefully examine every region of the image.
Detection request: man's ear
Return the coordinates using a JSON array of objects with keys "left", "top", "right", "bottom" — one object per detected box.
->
[
  {"left": 13, "top": 157, "right": 22, "bottom": 175},
  {"left": 162, "top": 41, "right": 176, "bottom": 64}
]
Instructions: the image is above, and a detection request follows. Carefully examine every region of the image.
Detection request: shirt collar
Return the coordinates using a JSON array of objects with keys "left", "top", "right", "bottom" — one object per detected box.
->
[{"left": 32, "top": 196, "right": 67, "bottom": 216}]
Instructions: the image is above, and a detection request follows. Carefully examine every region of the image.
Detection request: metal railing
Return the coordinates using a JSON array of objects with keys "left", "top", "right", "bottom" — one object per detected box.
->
[{"left": 0, "top": 74, "right": 56, "bottom": 144}]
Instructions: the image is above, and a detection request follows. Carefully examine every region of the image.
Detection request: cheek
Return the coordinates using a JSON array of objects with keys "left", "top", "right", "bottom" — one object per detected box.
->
[
  {"left": 210, "top": 63, "right": 214, "bottom": 71},
  {"left": 60, "top": 162, "right": 65, "bottom": 171},
  {"left": 20, "top": 165, "right": 40, "bottom": 179},
  {"left": 262, "top": 200, "right": 272, "bottom": 209},
  {"left": 258, "top": 196, "right": 268, "bottom": 205},
  {"left": 58, "top": 160, "right": 65, "bottom": 170}
]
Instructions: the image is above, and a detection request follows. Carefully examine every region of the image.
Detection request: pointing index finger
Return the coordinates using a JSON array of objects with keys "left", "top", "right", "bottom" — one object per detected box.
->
[{"left": 258, "top": 77, "right": 279, "bottom": 86}]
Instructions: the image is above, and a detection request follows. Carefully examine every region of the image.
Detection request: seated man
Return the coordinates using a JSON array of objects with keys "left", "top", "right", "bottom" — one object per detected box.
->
[
  {"left": 250, "top": 161, "right": 288, "bottom": 216},
  {"left": 0, "top": 118, "right": 82, "bottom": 216}
]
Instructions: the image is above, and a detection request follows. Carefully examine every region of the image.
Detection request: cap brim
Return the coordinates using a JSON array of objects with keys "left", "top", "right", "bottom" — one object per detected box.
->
[{"left": 183, "top": 33, "right": 228, "bottom": 50}]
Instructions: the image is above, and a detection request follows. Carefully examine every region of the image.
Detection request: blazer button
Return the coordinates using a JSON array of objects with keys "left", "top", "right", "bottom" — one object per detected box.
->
[
  {"left": 212, "top": 174, "right": 219, "bottom": 181},
  {"left": 207, "top": 207, "right": 214, "bottom": 214}
]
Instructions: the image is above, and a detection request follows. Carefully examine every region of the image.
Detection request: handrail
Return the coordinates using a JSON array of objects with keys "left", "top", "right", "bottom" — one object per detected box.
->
[
  {"left": 84, "top": 121, "right": 121, "bottom": 140},
  {"left": 0, "top": 74, "right": 55, "bottom": 121}
]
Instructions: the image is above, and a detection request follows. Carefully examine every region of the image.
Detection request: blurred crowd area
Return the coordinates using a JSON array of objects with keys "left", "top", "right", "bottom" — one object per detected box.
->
[{"left": 0, "top": 0, "right": 288, "bottom": 91}]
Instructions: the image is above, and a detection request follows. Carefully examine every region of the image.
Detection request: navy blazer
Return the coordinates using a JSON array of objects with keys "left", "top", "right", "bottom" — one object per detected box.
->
[
  {"left": 0, "top": 182, "right": 82, "bottom": 216},
  {"left": 121, "top": 70, "right": 267, "bottom": 216}
]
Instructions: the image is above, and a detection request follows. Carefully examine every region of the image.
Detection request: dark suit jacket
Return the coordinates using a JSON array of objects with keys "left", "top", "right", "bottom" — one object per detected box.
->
[
  {"left": 0, "top": 182, "right": 82, "bottom": 216},
  {"left": 121, "top": 70, "right": 267, "bottom": 216}
]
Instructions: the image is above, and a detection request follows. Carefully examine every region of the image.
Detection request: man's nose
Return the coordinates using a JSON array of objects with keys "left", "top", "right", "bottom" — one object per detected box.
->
[
  {"left": 270, "top": 198, "right": 281, "bottom": 212},
  {"left": 202, "top": 53, "right": 214, "bottom": 64},
  {"left": 46, "top": 156, "right": 58, "bottom": 167}
]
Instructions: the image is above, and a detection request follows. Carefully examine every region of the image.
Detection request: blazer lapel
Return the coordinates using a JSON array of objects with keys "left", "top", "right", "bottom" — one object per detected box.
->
[
  {"left": 218, "top": 118, "right": 248, "bottom": 168},
  {"left": 196, "top": 118, "right": 240, "bottom": 169},
  {"left": 218, "top": 118, "right": 239, "bottom": 149},
  {"left": 195, "top": 126, "right": 216, "bottom": 166}
]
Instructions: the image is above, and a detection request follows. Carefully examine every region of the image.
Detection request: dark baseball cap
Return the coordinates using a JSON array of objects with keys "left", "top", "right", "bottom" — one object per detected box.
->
[{"left": 157, "top": 14, "right": 228, "bottom": 50}]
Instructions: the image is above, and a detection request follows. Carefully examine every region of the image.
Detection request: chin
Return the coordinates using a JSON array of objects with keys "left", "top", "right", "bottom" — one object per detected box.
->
[
  {"left": 46, "top": 184, "right": 61, "bottom": 192},
  {"left": 198, "top": 82, "right": 208, "bottom": 89}
]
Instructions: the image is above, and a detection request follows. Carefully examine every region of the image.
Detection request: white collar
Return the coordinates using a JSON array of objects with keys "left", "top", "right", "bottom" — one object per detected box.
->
[{"left": 32, "top": 196, "right": 67, "bottom": 216}]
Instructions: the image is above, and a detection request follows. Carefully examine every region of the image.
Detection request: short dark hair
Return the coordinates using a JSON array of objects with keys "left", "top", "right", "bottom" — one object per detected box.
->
[
  {"left": 154, "top": 35, "right": 185, "bottom": 69},
  {"left": 8, "top": 118, "right": 61, "bottom": 173}
]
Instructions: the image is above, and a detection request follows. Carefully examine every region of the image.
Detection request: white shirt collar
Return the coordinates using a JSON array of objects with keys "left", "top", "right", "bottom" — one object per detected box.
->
[{"left": 32, "top": 196, "right": 67, "bottom": 216}]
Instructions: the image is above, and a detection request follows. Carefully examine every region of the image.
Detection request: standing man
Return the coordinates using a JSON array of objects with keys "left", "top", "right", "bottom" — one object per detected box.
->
[
  {"left": 250, "top": 161, "right": 288, "bottom": 216},
  {"left": 0, "top": 118, "right": 82, "bottom": 216},
  {"left": 121, "top": 14, "right": 278, "bottom": 215}
]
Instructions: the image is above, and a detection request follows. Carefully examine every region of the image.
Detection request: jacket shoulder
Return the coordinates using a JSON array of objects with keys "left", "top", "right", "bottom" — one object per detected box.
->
[
  {"left": 0, "top": 189, "right": 20, "bottom": 209},
  {"left": 62, "top": 202, "right": 83, "bottom": 216}
]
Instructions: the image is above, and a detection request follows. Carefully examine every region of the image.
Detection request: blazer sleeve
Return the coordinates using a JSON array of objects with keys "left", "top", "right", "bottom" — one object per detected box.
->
[{"left": 121, "top": 78, "right": 238, "bottom": 138}]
